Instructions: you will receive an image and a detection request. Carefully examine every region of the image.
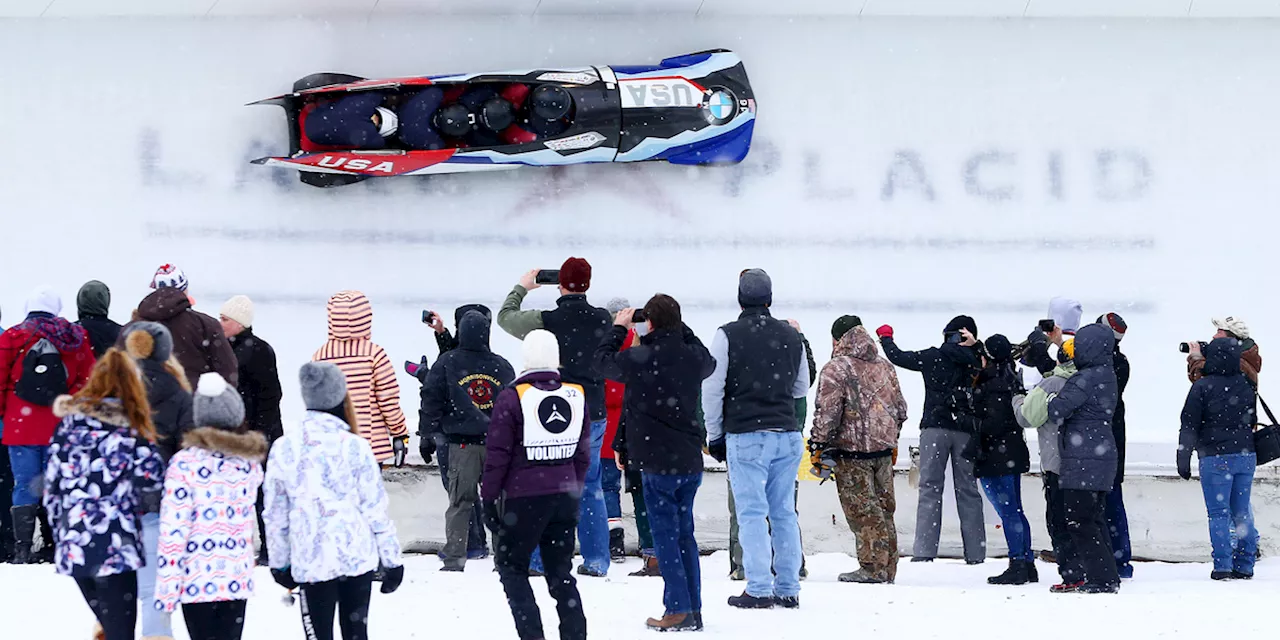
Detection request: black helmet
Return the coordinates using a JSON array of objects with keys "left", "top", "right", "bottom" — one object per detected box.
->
[
  {"left": 531, "top": 85, "right": 572, "bottom": 121},
  {"left": 479, "top": 97, "right": 516, "bottom": 132},
  {"left": 434, "top": 104, "right": 472, "bottom": 138}
]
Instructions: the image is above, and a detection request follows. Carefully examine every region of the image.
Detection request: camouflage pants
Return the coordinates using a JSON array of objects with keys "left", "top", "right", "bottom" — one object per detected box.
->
[{"left": 834, "top": 457, "right": 898, "bottom": 582}]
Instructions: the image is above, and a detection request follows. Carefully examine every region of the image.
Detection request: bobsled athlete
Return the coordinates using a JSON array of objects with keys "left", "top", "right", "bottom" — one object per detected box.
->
[{"left": 304, "top": 92, "right": 399, "bottom": 149}]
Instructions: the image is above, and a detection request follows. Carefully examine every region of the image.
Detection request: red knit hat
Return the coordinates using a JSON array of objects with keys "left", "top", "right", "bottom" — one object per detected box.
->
[{"left": 559, "top": 257, "right": 592, "bottom": 293}]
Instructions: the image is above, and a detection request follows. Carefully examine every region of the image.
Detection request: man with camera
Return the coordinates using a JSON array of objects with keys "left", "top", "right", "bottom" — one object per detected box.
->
[
  {"left": 594, "top": 294, "right": 715, "bottom": 631},
  {"left": 497, "top": 258, "right": 614, "bottom": 577},
  {"left": 877, "top": 315, "right": 986, "bottom": 564},
  {"left": 1185, "top": 317, "right": 1261, "bottom": 390}
]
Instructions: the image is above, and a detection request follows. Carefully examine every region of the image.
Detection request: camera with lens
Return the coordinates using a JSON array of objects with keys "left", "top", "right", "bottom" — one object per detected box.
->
[{"left": 1179, "top": 341, "right": 1209, "bottom": 354}]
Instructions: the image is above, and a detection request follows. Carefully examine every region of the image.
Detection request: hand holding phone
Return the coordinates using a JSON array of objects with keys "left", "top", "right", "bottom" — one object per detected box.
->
[{"left": 535, "top": 269, "right": 561, "bottom": 286}]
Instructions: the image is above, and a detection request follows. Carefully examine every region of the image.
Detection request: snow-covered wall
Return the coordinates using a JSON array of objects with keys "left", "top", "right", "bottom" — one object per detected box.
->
[{"left": 1, "top": 16, "right": 1277, "bottom": 466}]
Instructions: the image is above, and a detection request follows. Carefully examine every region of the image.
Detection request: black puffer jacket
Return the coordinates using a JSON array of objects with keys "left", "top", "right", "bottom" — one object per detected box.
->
[
  {"left": 974, "top": 335, "right": 1030, "bottom": 478},
  {"left": 1179, "top": 338, "right": 1256, "bottom": 467},
  {"left": 1047, "top": 323, "right": 1119, "bottom": 492},
  {"left": 229, "top": 328, "right": 284, "bottom": 442},
  {"left": 421, "top": 311, "right": 516, "bottom": 444},
  {"left": 138, "top": 358, "right": 194, "bottom": 464},
  {"left": 880, "top": 329, "right": 983, "bottom": 433}
]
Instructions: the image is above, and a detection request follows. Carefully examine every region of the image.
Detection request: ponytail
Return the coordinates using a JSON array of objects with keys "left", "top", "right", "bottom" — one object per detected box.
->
[{"left": 73, "top": 348, "right": 156, "bottom": 441}]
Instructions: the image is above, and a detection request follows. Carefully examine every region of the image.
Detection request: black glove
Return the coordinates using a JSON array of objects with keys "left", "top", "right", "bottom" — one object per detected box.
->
[
  {"left": 392, "top": 435, "right": 409, "bottom": 468},
  {"left": 707, "top": 437, "right": 727, "bottom": 463},
  {"left": 380, "top": 564, "right": 405, "bottom": 594},
  {"left": 482, "top": 500, "right": 502, "bottom": 533},
  {"left": 418, "top": 435, "right": 436, "bottom": 466},
  {"left": 1027, "top": 329, "right": 1049, "bottom": 346},
  {"left": 271, "top": 567, "right": 298, "bottom": 590},
  {"left": 1177, "top": 450, "right": 1193, "bottom": 480}
]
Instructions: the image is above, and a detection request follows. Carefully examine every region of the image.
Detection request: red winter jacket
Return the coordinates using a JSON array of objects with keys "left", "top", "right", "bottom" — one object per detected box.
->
[
  {"left": 602, "top": 328, "right": 638, "bottom": 461},
  {"left": 0, "top": 315, "right": 96, "bottom": 446}
]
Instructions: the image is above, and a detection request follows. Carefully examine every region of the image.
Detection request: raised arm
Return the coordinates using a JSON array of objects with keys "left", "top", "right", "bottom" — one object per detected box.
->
[
  {"left": 496, "top": 285, "right": 544, "bottom": 340},
  {"left": 879, "top": 337, "right": 925, "bottom": 372}
]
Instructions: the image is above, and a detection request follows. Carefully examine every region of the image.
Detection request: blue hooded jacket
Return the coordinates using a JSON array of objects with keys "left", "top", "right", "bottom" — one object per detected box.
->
[
  {"left": 1047, "top": 323, "right": 1119, "bottom": 491},
  {"left": 1179, "top": 337, "right": 1256, "bottom": 465}
]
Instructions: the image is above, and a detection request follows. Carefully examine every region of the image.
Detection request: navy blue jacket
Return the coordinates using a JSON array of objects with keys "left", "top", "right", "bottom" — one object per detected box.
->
[
  {"left": 304, "top": 92, "right": 386, "bottom": 149},
  {"left": 542, "top": 295, "right": 612, "bottom": 422},
  {"left": 1179, "top": 338, "right": 1256, "bottom": 466},
  {"left": 881, "top": 337, "right": 983, "bottom": 433},
  {"left": 593, "top": 324, "right": 715, "bottom": 475},
  {"left": 421, "top": 311, "right": 516, "bottom": 443},
  {"left": 398, "top": 87, "right": 446, "bottom": 150},
  {"left": 1047, "top": 323, "right": 1119, "bottom": 492}
]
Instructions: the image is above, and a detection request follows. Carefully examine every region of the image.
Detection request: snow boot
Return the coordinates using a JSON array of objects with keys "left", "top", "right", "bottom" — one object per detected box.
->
[
  {"left": 838, "top": 569, "right": 889, "bottom": 584},
  {"left": 576, "top": 564, "right": 607, "bottom": 578},
  {"left": 35, "top": 507, "right": 54, "bottom": 564},
  {"left": 773, "top": 595, "right": 800, "bottom": 609},
  {"left": 10, "top": 505, "right": 36, "bottom": 565},
  {"left": 910, "top": 556, "right": 934, "bottom": 563},
  {"left": 1232, "top": 570, "right": 1254, "bottom": 580},
  {"left": 1077, "top": 582, "right": 1119, "bottom": 594},
  {"left": 645, "top": 613, "right": 699, "bottom": 632},
  {"left": 1039, "top": 549, "right": 1057, "bottom": 564},
  {"left": 1211, "top": 571, "right": 1237, "bottom": 581},
  {"left": 988, "top": 560, "right": 1034, "bottom": 585},
  {"left": 1049, "top": 580, "right": 1084, "bottom": 594},
  {"left": 610, "top": 527, "right": 626, "bottom": 563},
  {"left": 727, "top": 593, "right": 774, "bottom": 609},
  {"left": 630, "top": 556, "right": 662, "bottom": 577}
]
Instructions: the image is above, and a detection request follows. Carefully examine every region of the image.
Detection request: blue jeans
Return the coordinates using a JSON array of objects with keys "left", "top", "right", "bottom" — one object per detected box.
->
[
  {"left": 1105, "top": 485, "right": 1133, "bottom": 577},
  {"left": 136, "top": 512, "right": 174, "bottom": 637},
  {"left": 727, "top": 431, "right": 803, "bottom": 598},
  {"left": 980, "top": 475, "right": 1033, "bottom": 563},
  {"left": 532, "top": 419, "right": 610, "bottom": 575},
  {"left": 642, "top": 473, "right": 702, "bottom": 616},
  {"left": 1199, "top": 452, "right": 1258, "bottom": 574},
  {"left": 9, "top": 445, "right": 49, "bottom": 507},
  {"left": 602, "top": 462, "right": 622, "bottom": 521}
]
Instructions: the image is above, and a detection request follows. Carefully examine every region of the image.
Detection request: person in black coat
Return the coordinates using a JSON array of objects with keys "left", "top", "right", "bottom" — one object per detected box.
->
[
  {"left": 877, "top": 315, "right": 986, "bottom": 564},
  {"left": 1178, "top": 337, "right": 1259, "bottom": 579},
  {"left": 75, "top": 280, "right": 121, "bottom": 358},
  {"left": 1096, "top": 313, "right": 1133, "bottom": 579},
  {"left": 973, "top": 335, "right": 1034, "bottom": 585},
  {"left": 593, "top": 294, "right": 715, "bottom": 632},
  {"left": 421, "top": 310, "right": 516, "bottom": 571},
  {"left": 1046, "top": 323, "right": 1120, "bottom": 593}
]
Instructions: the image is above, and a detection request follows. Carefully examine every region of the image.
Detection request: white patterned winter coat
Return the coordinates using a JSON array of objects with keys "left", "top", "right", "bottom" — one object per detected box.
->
[
  {"left": 263, "top": 410, "right": 402, "bottom": 584},
  {"left": 155, "top": 428, "right": 267, "bottom": 611},
  {"left": 43, "top": 396, "right": 165, "bottom": 578}
]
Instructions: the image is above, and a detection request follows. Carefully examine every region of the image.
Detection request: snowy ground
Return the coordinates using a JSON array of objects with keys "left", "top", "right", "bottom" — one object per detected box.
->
[{"left": 4, "top": 553, "right": 1273, "bottom": 639}]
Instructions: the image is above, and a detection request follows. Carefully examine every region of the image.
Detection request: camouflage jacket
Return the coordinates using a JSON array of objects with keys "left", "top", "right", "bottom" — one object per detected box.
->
[{"left": 812, "top": 326, "right": 909, "bottom": 453}]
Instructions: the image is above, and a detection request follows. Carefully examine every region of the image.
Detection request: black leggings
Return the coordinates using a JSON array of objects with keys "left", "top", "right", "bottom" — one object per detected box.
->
[
  {"left": 299, "top": 572, "right": 374, "bottom": 640},
  {"left": 183, "top": 600, "right": 248, "bottom": 640},
  {"left": 75, "top": 572, "right": 137, "bottom": 640}
]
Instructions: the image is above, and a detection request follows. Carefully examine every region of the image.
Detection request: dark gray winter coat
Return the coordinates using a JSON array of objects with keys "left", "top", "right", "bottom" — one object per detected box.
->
[
  {"left": 420, "top": 311, "right": 516, "bottom": 444},
  {"left": 1047, "top": 323, "right": 1119, "bottom": 492}
]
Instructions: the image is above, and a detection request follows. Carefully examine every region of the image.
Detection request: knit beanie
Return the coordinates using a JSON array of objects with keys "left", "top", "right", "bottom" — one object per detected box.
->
[
  {"left": 943, "top": 315, "right": 978, "bottom": 337},
  {"left": 522, "top": 329, "right": 561, "bottom": 372},
  {"left": 1060, "top": 338, "right": 1076, "bottom": 362},
  {"left": 1098, "top": 313, "right": 1127, "bottom": 343},
  {"left": 220, "top": 295, "right": 254, "bottom": 328},
  {"left": 605, "top": 297, "right": 631, "bottom": 317},
  {"left": 151, "top": 264, "right": 189, "bottom": 292},
  {"left": 831, "top": 315, "right": 862, "bottom": 341},
  {"left": 559, "top": 257, "right": 592, "bottom": 293},
  {"left": 193, "top": 373, "right": 245, "bottom": 430},
  {"left": 985, "top": 334, "right": 1013, "bottom": 361},
  {"left": 738, "top": 269, "right": 773, "bottom": 308},
  {"left": 300, "top": 362, "right": 348, "bottom": 411},
  {"left": 122, "top": 321, "right": 174, "bottom": 362},
  {"left": 453, "top": 303, "right": 491, "bottom": 327},
  {"left": 24, "top": 286, "right": 62, "bottom": 316}
]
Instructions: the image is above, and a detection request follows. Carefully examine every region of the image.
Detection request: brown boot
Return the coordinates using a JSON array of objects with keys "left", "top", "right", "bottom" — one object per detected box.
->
[
  {"left": 630, "top": 556, "right": 662, "bottom": 577},
  {"left": 645, "top": 613, "right": 699, "bottom": 632}
]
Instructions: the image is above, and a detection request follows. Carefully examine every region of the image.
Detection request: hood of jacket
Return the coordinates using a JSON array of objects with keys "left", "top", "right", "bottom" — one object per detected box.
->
[
  {"left": 181, "top": 426, "right": 268, "bottom": 462},
  {"left": 52, "top": 395, "right": 129, "bottom": 425},
  {"left": 457, "top": 309, "right": 491, "bottom": 351},
  {"left": 1071, "top": 323, "right": 1114, "bottom": 371},
  {"left": 1049, "top": 297, "right": 1083, "bottom": 333},
  {"left": 19, "top": 314, "right": 87, "bottom": 352},
  {"left": 1052, "top": 362, "right": 1078, "bottom": 379},
  {"left": 138, "top": 287, "right": 191, "bottom": 322},
  {"left": 833, "top": 325, "right": 880, "bottom": 362},
  {"left": 76, "top": 280, "right": 111, "bottom": 318},
  {"left": 326, "top": 291, "right": 373, "bottom": 341},
  {"left": 1203, "top": 337, "right": 1243, "bottom": 376}
]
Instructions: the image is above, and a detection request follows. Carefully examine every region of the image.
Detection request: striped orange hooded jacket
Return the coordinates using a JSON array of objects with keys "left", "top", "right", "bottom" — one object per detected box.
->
[{"left": 312, "top": 291, "right": 407, "bottom": 462}]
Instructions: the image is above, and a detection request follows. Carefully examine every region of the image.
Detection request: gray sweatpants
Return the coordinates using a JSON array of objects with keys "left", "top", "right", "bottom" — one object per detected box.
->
[
  {"left": 443, "top": 443, "right": 486, "bottom": 568},
  {"left": 913, "top": 429, "right": 986, "bottom": 562}
]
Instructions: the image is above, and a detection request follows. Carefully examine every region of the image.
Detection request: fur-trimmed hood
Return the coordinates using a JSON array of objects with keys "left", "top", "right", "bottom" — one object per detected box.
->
[
  {"left": 52, "top": 394, "right": 130, "bottom": 426},
  {"left": 181, "top": 427, "right": 268, "bottom": 462}
]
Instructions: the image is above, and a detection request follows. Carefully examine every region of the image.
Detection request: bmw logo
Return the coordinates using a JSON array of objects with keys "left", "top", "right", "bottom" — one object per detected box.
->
[{"left": 703, "top": 89, "right": 736, "bottom": 125}]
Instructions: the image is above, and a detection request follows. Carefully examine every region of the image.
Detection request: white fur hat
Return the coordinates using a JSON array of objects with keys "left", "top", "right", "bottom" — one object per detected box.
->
[
  {"left": 522, "top": 329, "right": 560, "bottom": 372},
  {"left": 1212, "top": 316, "right": 1250, "bottom": 340},
  {"left": 220, "top": 295, "right": 255, "bottom": 328}
]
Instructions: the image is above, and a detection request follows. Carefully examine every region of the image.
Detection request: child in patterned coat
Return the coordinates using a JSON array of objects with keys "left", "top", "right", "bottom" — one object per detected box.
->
[{"left": 154, "top": 372, "right": 266, "bottom": 640}]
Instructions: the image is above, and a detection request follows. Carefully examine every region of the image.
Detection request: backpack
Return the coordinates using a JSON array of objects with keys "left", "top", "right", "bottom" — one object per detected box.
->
[{"left": 15, "top": 337, "right": 70, "bottom": 406}]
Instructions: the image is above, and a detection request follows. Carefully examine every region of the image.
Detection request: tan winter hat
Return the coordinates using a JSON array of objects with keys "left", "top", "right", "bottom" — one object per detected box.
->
[
  {"left": 220, "top": 295, "right": 255, "bottom": 328},
  {"left": 1212, "top": 316, "right": 1249, "bottom": 340}
]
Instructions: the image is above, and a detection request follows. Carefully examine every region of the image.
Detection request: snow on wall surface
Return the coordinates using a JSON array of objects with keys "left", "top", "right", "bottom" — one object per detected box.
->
[{"left": 1, "top": 16, "right": 1277, "bottom": 468}]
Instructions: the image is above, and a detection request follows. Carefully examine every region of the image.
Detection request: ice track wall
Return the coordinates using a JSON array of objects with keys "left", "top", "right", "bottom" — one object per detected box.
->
[{"left": 1, "top": 16, "right": 1278, "bottom": 459}]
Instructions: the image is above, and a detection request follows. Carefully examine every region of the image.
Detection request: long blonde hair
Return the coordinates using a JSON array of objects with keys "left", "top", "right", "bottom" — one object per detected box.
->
[{"left": 73, "top": 348, "right": 156, "bottom": 441}]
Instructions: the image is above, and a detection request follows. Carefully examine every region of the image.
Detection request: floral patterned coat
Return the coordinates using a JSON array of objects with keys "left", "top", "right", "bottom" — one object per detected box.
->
[{"left": 43, "top": 395, "right": 164, "bottom": 578}]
